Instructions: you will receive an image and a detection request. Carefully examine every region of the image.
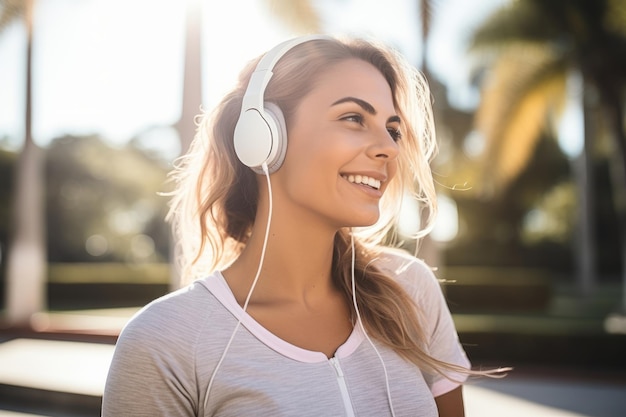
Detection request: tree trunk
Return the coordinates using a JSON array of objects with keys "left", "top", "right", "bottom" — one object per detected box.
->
[
  {"left": 602, "top": 86, "right": 626, "bottom": 312},
  {"left": 177, "top": 0, "right": 203, "bottom": 157},
  {"left": 171, "top": 0, "right": 203, "bottom": 290},
  {"left": 414, "top": 0, "right": 442, "bottom": 268},
  {"left": 573, "top": 77, "right": 597, "bottom": 297},
  {"left": 592, "top": 66, "right": 626, "bottom": 313},
  {"left": 5, "top": 0, "right": 47, "bottom": 326}
]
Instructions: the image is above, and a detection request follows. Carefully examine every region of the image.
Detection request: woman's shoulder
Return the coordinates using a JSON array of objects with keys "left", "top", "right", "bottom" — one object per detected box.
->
[
  {"left": 374, "top": 247, "right": 441, "bottom": 298},
  {"left": 375, "top": 247, "right": 436, "bottom": 279},
  {"left": 117, "top": 275, "right": 219, "bottom": 345}
]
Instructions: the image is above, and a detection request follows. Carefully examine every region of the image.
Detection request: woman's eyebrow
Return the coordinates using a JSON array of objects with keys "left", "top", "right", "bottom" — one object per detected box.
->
[
  {"left": 331, "top": 97, "right": 376, "bottom": 115},
  {"left": 332, "top": 97, "right": 401, "bottom": 124}
]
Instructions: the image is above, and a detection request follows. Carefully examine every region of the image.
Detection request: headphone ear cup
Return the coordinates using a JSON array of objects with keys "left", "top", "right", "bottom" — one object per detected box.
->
[
  {"left": 233, "top": 102, "right": 287, "bottom": 174},
  {"left": 262, "top": 102, "right": 288, "bottom": 174},
  {"left": 233, "top": 109, "right": 272, "bottom": 172},
  {"left": 233, "top": 35, "right": 330, "bottom": 175}
]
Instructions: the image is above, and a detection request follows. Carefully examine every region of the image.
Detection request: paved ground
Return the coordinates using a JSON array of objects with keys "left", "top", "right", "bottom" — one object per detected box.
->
[
  {"left": 0, "top": 336, "right": 624, "bottom": 416},
  {"left": 465, "top": 372, "right": 626, "bottom": 416},
  {"left": 0, "top": 308, "right": 625, "bottom": 416}
]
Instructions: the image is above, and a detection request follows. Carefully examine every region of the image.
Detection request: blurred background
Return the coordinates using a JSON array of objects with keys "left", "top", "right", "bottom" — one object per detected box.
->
[{"left": 0, "top": 0, "right": 625, "bottom": 416}]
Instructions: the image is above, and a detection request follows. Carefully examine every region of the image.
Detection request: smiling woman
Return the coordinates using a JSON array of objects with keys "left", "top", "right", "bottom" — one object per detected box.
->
[
  {"left": 102, "top": 35, "right": 504, "bottom": 417},
  {"left": 273, "top": 58, "right": 401, "bottom": 230}
]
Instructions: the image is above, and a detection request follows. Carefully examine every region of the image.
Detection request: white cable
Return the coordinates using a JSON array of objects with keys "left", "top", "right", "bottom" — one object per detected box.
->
[
  {"left": 204, "top": 162, "right": 273, "bottom": 409},
  {"left": 350, "top": 231, "right": 396, "bottom": 417}
]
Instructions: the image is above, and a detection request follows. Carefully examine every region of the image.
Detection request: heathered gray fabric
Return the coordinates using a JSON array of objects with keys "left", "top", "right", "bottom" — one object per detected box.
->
[{"left": 102, "top": 249, "right": 470, "bottom": 416}]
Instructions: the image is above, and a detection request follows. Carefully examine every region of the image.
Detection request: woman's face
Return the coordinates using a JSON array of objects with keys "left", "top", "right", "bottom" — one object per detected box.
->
[{"left": 273, "top": 58, "right": 400, "bottom": 230}]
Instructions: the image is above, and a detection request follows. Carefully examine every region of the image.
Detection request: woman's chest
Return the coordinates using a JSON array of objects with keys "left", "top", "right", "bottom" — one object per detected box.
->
[{"left": 199, "top": 340, "right": 437, "bottom": 417}]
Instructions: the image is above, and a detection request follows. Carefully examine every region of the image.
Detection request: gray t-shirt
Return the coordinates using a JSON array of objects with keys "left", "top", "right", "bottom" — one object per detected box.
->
[{"left": 102, "top": 250, "right": 470, "bottom": 416}]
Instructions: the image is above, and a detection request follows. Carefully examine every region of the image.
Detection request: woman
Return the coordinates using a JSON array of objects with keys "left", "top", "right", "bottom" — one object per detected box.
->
[{"left": 103, "top": 35, "right": 482, "bottom": 416}]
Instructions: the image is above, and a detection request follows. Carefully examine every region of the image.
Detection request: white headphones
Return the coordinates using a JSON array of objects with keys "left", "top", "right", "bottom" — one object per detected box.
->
[{"left": 233, "top": 35, "right": 330, "bottom": 174}]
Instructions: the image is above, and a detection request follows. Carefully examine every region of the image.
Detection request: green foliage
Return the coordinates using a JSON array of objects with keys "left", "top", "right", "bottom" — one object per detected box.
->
[
  {"left": 472, "top": 0, "right": 626, "bottom": 55},
  {"left": 469, "top": 0, "right": 626, "bottom": 191},
  {"left": 521, "top": 181, "right": 576, "bottom": 245},
  {"left": 443, "top": 133, "right": 574, "bottom": 272},
  {"left": 47, "top": 263, "right": 170, "bottom": 309},
  {"left": 45, "top": 134, "right": 171, "bottom": 263},
  {"left": 457, "top": 0, "right": 626, "bottom": 279},
  {"left": 470, "top": 1, "right": 561, "bottom": 49},
  {"left": 48, "top": 262, "right": 169, "bottom": 284}
]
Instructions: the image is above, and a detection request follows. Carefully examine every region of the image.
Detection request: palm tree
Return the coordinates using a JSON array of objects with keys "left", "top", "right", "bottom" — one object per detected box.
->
[
  {"left": 1, "top": 0, "right": 47, "bottom": 326},
  {"left": 468, "top": 0, "right": 626, "bottom": 302},
  {"left": 410, "top": 0, "right": 442, "bottom": 267}
]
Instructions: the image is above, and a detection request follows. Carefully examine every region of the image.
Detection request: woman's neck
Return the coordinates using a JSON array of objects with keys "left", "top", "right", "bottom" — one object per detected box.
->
[{"left": 223, "top": 216, "right": 338, "bottom": 305}]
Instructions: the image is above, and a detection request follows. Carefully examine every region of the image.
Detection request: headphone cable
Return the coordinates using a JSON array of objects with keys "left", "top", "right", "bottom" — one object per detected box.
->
[
  {"left": 204, "top": 166, "right": 395, "bottom": 415},
  {"left": 350, "top": 230, "right": 396, "bottom": 417},
  {"left": 204, "top": 162, "right": 273, "bottom": 409}
]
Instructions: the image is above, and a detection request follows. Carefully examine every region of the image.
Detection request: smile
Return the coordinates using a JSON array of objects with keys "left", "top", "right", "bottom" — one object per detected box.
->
[{"left": 341, "top": 174, "right": 381, "bottom": 190}]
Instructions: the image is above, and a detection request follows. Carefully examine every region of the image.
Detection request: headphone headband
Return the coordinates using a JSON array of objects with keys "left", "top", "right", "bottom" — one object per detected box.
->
[
  {"left": 234, "top": 34, "right": 332, "bottom": 174},
  {"left": 240, "top": 35, "right": 330, "bottom": 113}
]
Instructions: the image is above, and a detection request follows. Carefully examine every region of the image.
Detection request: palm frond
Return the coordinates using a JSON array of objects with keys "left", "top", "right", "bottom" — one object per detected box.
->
[
  {"left": 0, "top": 0, "right": 24, "bottom": 33},
  {"left": 475, "top": 45, "right": 567, "bottom": 193},
  {"left": 263, "top": 0, "right": 322, "bottom": 34},
  {"left": 607, "top": 0, "right": 626, "bottom": 37},
  {"left": 469, "top": 1, "right": 562, "bottom": 52}
]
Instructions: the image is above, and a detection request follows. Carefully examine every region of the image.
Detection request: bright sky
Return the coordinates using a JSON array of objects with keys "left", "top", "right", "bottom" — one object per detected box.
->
[{"left": 0, "top": 0, "right": 507, "bottom": 156}]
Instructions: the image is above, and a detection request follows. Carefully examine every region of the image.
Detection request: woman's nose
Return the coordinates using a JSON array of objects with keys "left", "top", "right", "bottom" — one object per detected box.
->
[{"left": 367, "top": 128, "right": 399, "bottom": 160}]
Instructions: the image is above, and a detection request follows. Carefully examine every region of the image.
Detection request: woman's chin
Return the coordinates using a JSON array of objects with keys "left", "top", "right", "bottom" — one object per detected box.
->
[{"left": 344, "top": 212, "right": 380, "bottom": 229}]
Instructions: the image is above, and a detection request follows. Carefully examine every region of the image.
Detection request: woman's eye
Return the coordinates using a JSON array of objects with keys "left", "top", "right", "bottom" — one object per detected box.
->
[
  {"left": 387, "top": 127, "right": 402, "bottom": 142},
  {"left": 342, "top": 114, "right": 364, "bottom": 125}
]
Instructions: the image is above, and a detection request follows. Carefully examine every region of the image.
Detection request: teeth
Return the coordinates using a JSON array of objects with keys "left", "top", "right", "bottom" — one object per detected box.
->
[{"left": 343, "top": 174, "right": 381, "bottom": 190}]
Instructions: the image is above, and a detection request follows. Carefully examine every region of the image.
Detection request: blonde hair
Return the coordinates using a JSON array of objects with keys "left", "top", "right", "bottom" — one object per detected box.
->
[{"left": 168, "top": 36, "right": 499, "bottom": 380}]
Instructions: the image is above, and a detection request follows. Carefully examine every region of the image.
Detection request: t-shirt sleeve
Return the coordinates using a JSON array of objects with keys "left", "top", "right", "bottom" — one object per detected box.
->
[
  {"left": 384, "top": 252, "right": 471, "bottom": 397},
  {"left": 102, "top": 291, "right": 202, "bottom": 416}
]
